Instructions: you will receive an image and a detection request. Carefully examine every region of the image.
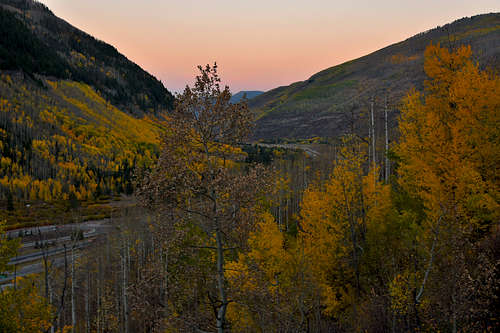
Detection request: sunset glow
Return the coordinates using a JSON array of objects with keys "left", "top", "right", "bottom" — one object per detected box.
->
[{"left": 38, "top": 0, "right": 499, "bottom": 92}]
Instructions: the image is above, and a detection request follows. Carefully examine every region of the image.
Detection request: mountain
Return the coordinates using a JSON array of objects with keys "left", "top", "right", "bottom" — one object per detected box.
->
[
  {"left": 230, "top": 90, "right": 264, "bottom": 103},
  {"left": 0, "top": 0, "right": 172, "bottom": 224},
  {"left": 0, "top": 0, "right": 174, "bottom": 115},
  {"left": 250, "top": 13, "right": 500, "bottom": 140}
]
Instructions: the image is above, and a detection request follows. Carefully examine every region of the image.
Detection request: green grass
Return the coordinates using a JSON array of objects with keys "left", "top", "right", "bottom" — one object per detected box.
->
[
  {"left": 292, "top": 80, "right": 357, "bottom": 101},
  {"left": 312, "top": 62, "right": 352, "bottom": 83},
  {"left": 439, "top": 25, "right": 500, "bottom": 43}
]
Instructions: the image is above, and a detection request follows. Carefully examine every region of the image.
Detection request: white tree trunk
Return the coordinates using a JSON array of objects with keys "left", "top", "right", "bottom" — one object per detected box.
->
[
  {"left": 163, "top": 247, "right": 169, "bottom": 313},
  {"left": 86, "top": 267, "right": 90, "bottom": 333},
  {"left": 97, "top": 258, "right": 101, "bottom": 333},
  {"left": 215, "top": 224, "right": 227, "bottom": 333},
  {"left": 384, "top": 94, "right": 390, "bottom": 182},
  {"left": 370, "top": 96, "right": 376, "bottom": 168},
  {"left": 71, "top": 245, "right": 76, "bottom": 331},
  {"left": 50, "top": 279, "right": 55, "bottom": 333},
  {"left": 122, "top": 239, "right": 129, "bottom": 333}
]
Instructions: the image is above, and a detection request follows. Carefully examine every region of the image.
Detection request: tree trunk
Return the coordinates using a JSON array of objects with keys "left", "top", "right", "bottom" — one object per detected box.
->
[
  {"left": 57, "top": 244, "right": 68, "bottom": 332},
  {"left": 71, "top": 245, "right": 76, "bottom": 331},
  {"left": 122, "top": 239, "right": 129, "bottom": 333},
  {"left": 38, "top": 227, "right": 50, "bottom": 300},
  {"left": 50, "top": 278, "right": 55, "bottom": 333},
  {"left": 97, "top": 257, "right": 101, "bottom": 333},
  {"left": 370, "top": 96, "right": 376, "bottom": 170},
  {"left": 164, "top": 247, "right": 169, "bottom": 314},
  {"left": 86, "top": 266, "right": 90, "bottom": 333},
  {"left": 384, "top": 94, "right": 390, "bottom": 182},
  {"left": 215, "top": 225, "right": 227, "bottom": 333}
]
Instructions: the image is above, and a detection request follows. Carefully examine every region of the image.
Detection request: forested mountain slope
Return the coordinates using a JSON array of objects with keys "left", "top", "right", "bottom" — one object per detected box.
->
[
  {"left": 250, "top": 13, "right": 500, "bottom": 140},
  {"left": 0, "top": 0, "right": 174, "bottom": 115},
  {"left": 0, "top": 0, "right": 172, "bottom": 217}
]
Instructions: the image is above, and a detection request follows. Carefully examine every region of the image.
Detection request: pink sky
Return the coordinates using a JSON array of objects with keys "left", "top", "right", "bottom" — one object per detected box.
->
[{"left": 38, "top": 0, "right": 499, "bottom": 93}]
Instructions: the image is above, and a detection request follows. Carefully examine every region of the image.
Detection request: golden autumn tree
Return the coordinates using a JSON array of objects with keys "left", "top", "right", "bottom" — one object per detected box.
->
[
  {"left": 394, "top": 43, "right": 500, "bottom": 330},
  {"left": 397, "top": 43, "right": 499, "bottom": 232},
  {"left": 0, "top": 277, "right": 54, "bottom": 333},
  {"left": 139, "top": 64, "right": 272, "bottom": 333},
  {"left": 226, "top": 212, "right": 289, "bottom": 330},
  {"left": 299, "top": 136, "right": 392, "bottom": 323},
  {"left": 0, "top": 220, "right": 19, "bottom": 274},
  {"left": 226, "top": 211, "right": 321, "bottom": 332}
]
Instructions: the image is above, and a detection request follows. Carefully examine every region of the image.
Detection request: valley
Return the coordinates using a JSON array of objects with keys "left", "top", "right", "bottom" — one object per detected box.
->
[{"left": 0, "top": 0, "right": 498, "bottom": 332}]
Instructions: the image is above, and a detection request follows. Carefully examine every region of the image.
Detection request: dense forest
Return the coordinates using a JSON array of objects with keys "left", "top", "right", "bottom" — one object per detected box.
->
[
  {"left": 0, "top": 0, "right": 178, "bottom": 227},
  {"left": 1, "top": 43, "right": 498, "bottom": 332},
  {"left": 0, "top": 72, "right": 165, "bottom": 227}
]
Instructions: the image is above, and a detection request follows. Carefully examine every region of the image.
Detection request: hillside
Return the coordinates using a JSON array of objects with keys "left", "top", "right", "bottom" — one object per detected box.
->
[
  {"left": 0, "top": 0, "right": 174, "bottom": 115},
  {"left": 230, "top": 90, "right": 264, "bottom": 103},
  {"left": 250, "top": 13, "right": 500, "bottom": 140},
  {"left": 0, "top": 0, "right": 171, "bottom": 225}
]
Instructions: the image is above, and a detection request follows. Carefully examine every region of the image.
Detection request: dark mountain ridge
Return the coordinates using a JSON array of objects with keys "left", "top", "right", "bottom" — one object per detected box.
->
[
  {"left": 0, "top": 0, "right": 174, "bottom": 116},
  {"left": 250, "top": 13, "right": 500, "bottom": 140}
]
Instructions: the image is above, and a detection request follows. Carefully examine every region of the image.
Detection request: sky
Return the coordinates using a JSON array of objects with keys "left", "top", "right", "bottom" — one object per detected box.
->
[{"left": 38, "top": 0, "right": 499, "bottom": 93}]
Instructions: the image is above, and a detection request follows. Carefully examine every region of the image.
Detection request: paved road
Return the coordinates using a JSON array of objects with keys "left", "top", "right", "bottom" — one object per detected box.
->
[
  {"left": 1, "top": 219, "right": 115, "bottom": 286},
  {"left": 9, "top": 240, "right": 94, "bottom": 266},
  {"left": 20, "top": 228, "right": 96, "bottom": 248},
  {"left": 0, "top": 252, "right": 84, "bottom": 288},
  {"left": 6, "top": 219, "right": 111, "bottom": 239}
]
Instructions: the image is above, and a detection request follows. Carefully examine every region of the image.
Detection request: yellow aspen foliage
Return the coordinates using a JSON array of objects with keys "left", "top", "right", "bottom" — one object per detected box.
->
[
  {"left": 1, "top": 73, "right": 168, "bottom": 204},
  {"left": 234, "top": 212, "right": 287, "bottom": 285},
  {"left": 363, "top": 165, "right": 392, "bottom": 228},
  {"left": 0, "top": 156, "right": 11, "bottom": 169},
  {"left": 396, "top": 43, "right": 500, "bottom": 232},
  {"left": 0, "top": 220, "right": 20, "bottom": 273},
  {"left": 0, "top": 277, "right": 53, "bottom": 333},
  {"left": 389, "top": 269, "right": 427, "bottom": 316},
  {"left": 300, "top": 136, "right": 391, "bottom": 316},
  {"left": 227, "top": 212, "right": 306, "bottom": 331},
  {"left": 29, "top": 186, "right": 38, "bottom": 200}
]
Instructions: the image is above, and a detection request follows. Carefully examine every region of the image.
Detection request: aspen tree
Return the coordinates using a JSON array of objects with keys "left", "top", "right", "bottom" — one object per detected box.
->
[
  {"left": 384, "top": 93, "right": 390, "bottom": 182},
  {"left": 139, "top": 64, "right": 271, "bottom": 332},
  {"left": 395, "top": 43, "right": 500, "bottom": 330}
]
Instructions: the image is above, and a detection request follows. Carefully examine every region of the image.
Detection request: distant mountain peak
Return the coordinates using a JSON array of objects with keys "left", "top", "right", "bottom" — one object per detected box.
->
[{"left": 230, "top": 90, "right": 264, "bottom": 103}]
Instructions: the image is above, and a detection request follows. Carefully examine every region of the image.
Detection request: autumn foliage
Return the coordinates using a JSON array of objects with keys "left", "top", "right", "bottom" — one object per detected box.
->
[
  {"left": 0, "top": 43, "right": 498, "bottom": 332},
  {"left": 219, "top": 43, "right": 500, "bottom": 331},
  {"left": 0, "top": 75, "right": 164, "bottom": 209}
]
